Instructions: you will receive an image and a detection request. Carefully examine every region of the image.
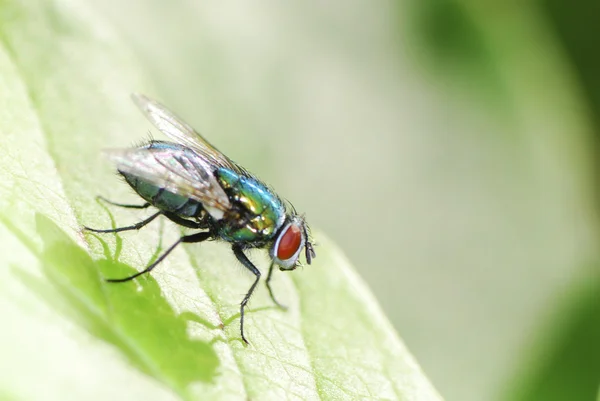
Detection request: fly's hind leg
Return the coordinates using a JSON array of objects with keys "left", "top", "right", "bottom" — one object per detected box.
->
[
  {"left": 106, "top": 231, "right": 211, "bottom": 282},
  {"left": 96, "top": 196, "right": 151, "bottom": 209},
  {"left": 84, "top": 211, "right": 161, "bottom": 233}
]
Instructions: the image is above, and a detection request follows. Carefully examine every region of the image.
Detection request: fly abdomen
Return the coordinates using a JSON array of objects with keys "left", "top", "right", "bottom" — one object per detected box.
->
[{"left": 121, "top": 172, "right": 202, "bottom": 217}]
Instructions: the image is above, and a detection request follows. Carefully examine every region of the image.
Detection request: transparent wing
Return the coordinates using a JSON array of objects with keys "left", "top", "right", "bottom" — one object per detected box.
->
[
  {"left": 131, "top": 93, "right": 243, "bottom": 173},
  {"left": 105, "top": 147, "right": 231, "bottom": 219}
]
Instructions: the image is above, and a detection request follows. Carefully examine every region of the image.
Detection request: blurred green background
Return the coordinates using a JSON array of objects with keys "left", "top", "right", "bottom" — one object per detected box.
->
[
  {"left": 85, "top": 1, "right": 599, "bottom": 400},
  {"left": 5, "top": 0, "right": 599, "bottom": 400}
]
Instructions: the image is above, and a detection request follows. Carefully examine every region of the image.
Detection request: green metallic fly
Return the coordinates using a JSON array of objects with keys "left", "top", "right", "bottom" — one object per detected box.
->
[{"left": 85, "top": 94, "right": 316, "bottom": 344}]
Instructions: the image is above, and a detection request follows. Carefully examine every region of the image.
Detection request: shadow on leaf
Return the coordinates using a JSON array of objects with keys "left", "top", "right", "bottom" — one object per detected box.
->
[{"left": 14, "top": 213, "right": 219, "bottom": 398}]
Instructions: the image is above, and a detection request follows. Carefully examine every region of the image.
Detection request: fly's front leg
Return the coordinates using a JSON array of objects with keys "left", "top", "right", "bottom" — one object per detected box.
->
[
  {"left": 232, "top": 245, "right": 261, "bottom": 345},
  {"left": 266, "top": 261, "right": 287, "bottom": 310}
]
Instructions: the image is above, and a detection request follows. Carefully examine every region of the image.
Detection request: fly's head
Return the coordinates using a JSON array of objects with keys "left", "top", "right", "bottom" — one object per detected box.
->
[{"left": 270, "top": 214, "right": 316, "bottom": 271}]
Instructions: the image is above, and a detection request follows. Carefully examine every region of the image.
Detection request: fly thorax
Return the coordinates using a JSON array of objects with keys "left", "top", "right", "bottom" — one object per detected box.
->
[{"left": 215, "top": 168, "right": 285, "bottom": 243}]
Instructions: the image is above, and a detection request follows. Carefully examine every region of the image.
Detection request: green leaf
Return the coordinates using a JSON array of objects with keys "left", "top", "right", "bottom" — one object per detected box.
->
[
  {"left": 499, "top": 269, "right": 600, "bottom": 401},
  {"left": 0, "top": 0, "right": 442, "bottom": 400}
]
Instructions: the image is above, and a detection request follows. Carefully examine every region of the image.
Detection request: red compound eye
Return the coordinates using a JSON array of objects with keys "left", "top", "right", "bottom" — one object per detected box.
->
[{"left": 277, "top": 223, "right": 302, "bottom": 261}]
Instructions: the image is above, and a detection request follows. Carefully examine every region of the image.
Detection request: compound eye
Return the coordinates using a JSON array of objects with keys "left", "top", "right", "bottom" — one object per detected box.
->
[{"left": 276, "top": 223, "right": 302, "bottom": 261}]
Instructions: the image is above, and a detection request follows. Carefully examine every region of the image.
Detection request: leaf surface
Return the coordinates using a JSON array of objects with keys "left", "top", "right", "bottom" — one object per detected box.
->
[{"left": 0, "top": 1, "right": 442, "bottom": 400}]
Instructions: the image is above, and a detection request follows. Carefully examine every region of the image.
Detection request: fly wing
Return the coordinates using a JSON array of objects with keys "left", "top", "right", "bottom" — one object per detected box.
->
[
  {"left": 105, "top": 147, "right": 231, "bottom": 219},
  {"left": 131, "top": 93, "right": 244, "bottom": 174}
]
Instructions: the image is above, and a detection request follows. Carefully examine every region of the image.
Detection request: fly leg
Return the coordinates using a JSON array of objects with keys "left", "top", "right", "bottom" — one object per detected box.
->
[
  {"left": 232, "top": 245, "right": 261, "bottom": 345},
  {"left": 84, "top": 211, "right": 161, "bottom": 233},
  {"left": 96, "top": 196, "right": 151, "bottom": 209},
  {"left": 163, "top": 212, "right": 204, "bottom": 229},
  {"left": 106, "top": 231, "right": 211, "bottom": 282},
  {"left": 266, "top": 261, "right": 287, "bottom": 310}
]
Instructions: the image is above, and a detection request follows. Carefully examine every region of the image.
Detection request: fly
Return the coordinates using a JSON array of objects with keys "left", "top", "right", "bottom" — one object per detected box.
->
[{"left": 84, "top": 94, "right": 316, "bottom": 344}]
